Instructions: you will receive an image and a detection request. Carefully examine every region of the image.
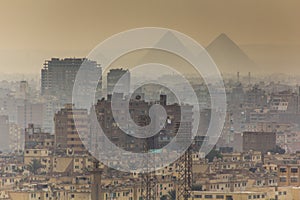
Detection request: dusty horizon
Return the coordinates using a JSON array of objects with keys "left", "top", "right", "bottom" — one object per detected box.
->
[{"left": 0, "top": 0, "right": 300, "bottom": 74}]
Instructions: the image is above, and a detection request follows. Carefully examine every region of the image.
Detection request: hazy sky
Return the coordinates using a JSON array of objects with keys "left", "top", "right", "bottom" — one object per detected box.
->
[{"left": 0, "top": 0, "right": 300, "bottom": 74}]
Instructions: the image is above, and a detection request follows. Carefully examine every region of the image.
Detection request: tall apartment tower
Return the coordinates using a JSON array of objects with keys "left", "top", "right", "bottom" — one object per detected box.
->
[
  {"left": 17, "top": 102, "right": 44, "bottom": 130},
  {"left": 107, "top": 68, "right": 130, "bottom": 95},
  {"left": 91, "top": 94, "right": 193, "bottom": 153},
  {"left": 242, "top": 131, "right": 276, "bottom": 154},
  {"left": 54, "top": 104, "right": 88, "bottom": 154},
  {"left": 18, "top": 80, "right": 29, "bottom": 99},
  {"left": 9, "top": 123, "right": 23, "bottom": 152},
  {"left": 41, "top": 58, "right": 102, "bottom": 103},
  {"left": 0, "top": 115, "right": 10, "bottom": 152}
]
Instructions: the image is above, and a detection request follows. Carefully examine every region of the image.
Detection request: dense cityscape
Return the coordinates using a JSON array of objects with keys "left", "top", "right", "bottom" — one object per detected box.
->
[
  {"left": 1, "top": 1, "right": 300, "bottom": 200},
  {"left": 0, "top": 54, "right": 300, "bottom": 200}
]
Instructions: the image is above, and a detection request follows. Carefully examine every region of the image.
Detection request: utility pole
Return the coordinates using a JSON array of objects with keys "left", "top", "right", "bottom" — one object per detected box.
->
[
  {"left": 176, "top": 147, "right": 192, "bottom": 200},
  {"left": 139, "top": 115, "right": 157, "bottom": 200}
]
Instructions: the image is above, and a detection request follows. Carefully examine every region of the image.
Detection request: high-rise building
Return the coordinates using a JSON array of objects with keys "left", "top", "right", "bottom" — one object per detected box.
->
[
  {"left": 8, "top": 122, "right": 23, "bottom": 152},
  {"left": 41, "top": 95, "right": 62, "bottom": 133},
  {"left": 17, "top": 102, "right": 44, "bottom": 130},
  {"left": 16, "top": 80, "right": 29, "bottom": 99},
  {"left": 242, "top": 131, "right": 276, "bottom": 154},
  {"left": 0, "top": 115, "right": 9, "bottom": 152},
  {"left": 41, "top": 58, "right": 102, "bottom": 103},
  {"left": 0, "top": 95, "right": 24, "bottom": 123},
  {"left": 91, "top": 94, "right": 192, "bottom": 153},
  {"left": 107, "top": 68, "right": 130, "bottom": 95},
  {"left": 54, "top": 104, "right": 88, "bottom": 154}
]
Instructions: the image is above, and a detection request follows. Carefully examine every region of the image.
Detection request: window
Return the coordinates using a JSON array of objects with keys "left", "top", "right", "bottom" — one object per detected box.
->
[
  {"left": 225, "top": 196, "right": 233, "bottom": 200},
  {"left": 279, "top": 177, "right": 287, "bottom": 182},
  {"left": 216, "top": 195, "right": 224, "bottom": 199},
  {"left": 291, "top": 168, "right": 298, "bottom": 173},
  {"left": 279, "top": 168, "right": 287, "bottom": 173},
  {"left": 204, "top": 195, "right": 213, "bottom": 199},
  {"left": 291, "top": 177, "right": 298, "bottom": 182}
]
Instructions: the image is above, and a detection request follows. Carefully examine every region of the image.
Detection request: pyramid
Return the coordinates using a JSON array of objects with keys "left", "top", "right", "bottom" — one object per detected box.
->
[{"left": 206, "top": 33, "right": 257, "bottom": 74}]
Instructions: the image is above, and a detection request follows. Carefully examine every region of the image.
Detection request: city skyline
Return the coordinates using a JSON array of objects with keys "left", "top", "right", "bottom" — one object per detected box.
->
[
  {"left": 2, "top": 1, "right": 300, "bottom": 200},
  {"left": 0, "top": 0, "right": 300, "bottom": 74}
]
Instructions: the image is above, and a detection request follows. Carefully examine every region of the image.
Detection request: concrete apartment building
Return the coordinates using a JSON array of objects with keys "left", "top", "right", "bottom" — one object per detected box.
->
[
  {"left": 242, "top": 131, "right": 276, "bottom": 154},
  {"left": 17, "top": 102, "right": 44, "bottom": 129},
  {"left": 41, "top": 58, "right": 101, "bottom": 103},
  {"left": 25, "top": 124, "right": 55, "bottom": 151},
  {"left": 107, "top": 68, "right": 130, "bottom": 95},
  {"left": 277, "top": 164, "right": 300, "bottom": 187},
  {"left": 8, "top": 122, "right": 22, "bottom": 152},
  {"left": 54, "top": 104, "right": 88, "bottom": 154},
  {"left": 190, "top": 191, "right": 267, "bottom": 200},
  {"left": 0, "top": 115, "right": 9, "bottom": 152},
  {"left": 91, "top": 94, "right": 192, "bottom": 153}
]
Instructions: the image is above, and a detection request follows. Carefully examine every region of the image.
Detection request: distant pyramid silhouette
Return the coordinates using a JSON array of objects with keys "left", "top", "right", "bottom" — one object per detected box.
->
[
  {"left": 206, "top": 33, "right": 257, "bottom": 74},
  {"left": 127, "top": 31, "right": 198, "bottom": 76},
  {"left": 154, "top": 31, "right": 186, "bottom": 50}
]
